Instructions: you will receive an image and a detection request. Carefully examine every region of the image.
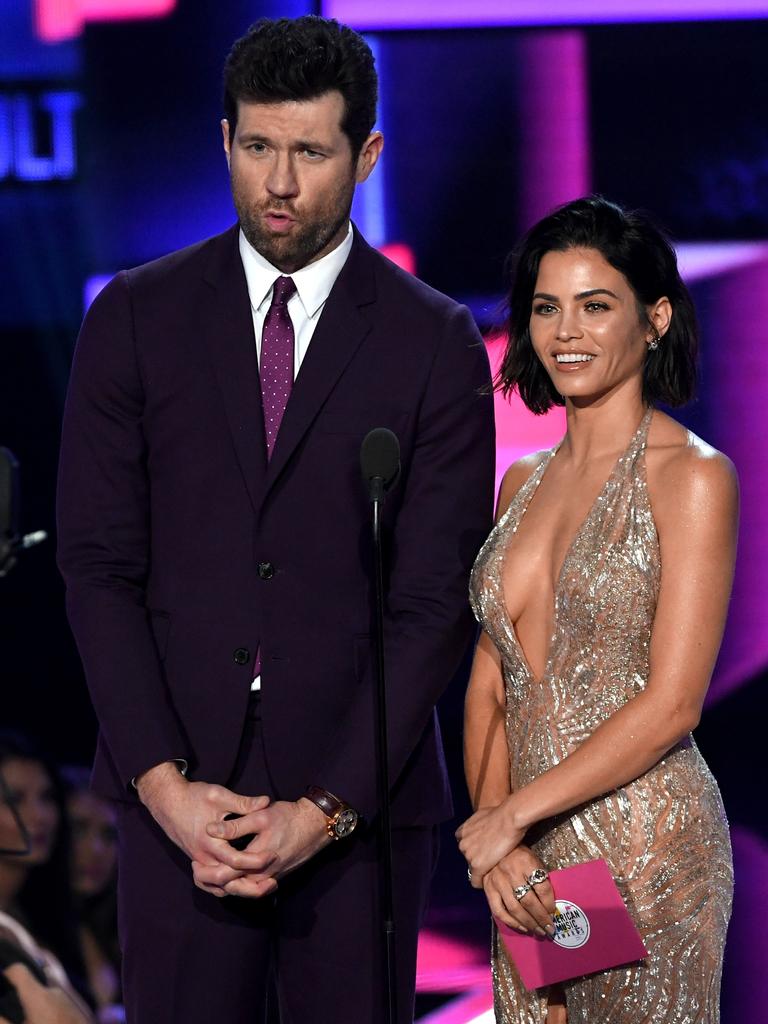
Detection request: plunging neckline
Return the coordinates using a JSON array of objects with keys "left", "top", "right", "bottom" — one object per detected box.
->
[{"left": 500, "top": 407, "right": 653, "bottom": 687}]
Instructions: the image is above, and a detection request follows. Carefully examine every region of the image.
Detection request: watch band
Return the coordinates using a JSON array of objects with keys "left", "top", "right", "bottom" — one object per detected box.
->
[
  {"left": 305, "top": 786, "right": 347, "bottom": 818},
  {"left": 305, "top": 786, "right": 359, "bottom": 840}
]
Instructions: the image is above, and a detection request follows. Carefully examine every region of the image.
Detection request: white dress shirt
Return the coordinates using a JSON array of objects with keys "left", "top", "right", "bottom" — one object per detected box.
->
[
  {"left": 239, "top": 222, "right": 354, "bottom": 379},
  {"left": 239, "top": 223, "right": 354, "bottom": 690}
]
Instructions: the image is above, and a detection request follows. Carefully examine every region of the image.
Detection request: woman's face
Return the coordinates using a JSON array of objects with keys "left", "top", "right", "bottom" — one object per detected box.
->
[
  {"left": 0, "top": 758, "right": 60, "bottom": 866},
  {"left": 67, "top": 790, "right": 118, "bottom": 897},
  {"left": 529, "top": 247, "right": 668, "bottom": 406}
]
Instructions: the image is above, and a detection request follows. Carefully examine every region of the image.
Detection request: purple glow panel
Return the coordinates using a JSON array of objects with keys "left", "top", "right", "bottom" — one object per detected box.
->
[
  {"left": 324, "top": 0, "right": 768, "bottom": 29},
  {"left": 515, "top": 31, "right": 589, "bottom": 231},
  {"left": 724, "top": 828, "right": 768, "bottom": 1016},
  {"left": 703, "top": 256, "right": 768, "bottom": 701}
]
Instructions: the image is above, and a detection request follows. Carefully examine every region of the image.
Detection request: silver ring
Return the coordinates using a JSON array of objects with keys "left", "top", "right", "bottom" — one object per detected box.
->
[
  {"left": 527, "top": 868, "right": 549, "bottom": 886},
  {"left": 513, "top": 883, "right": 531, "bottom": 901},
  {"left": 467, "top": 867, "right": 473, "bottom": 883}
]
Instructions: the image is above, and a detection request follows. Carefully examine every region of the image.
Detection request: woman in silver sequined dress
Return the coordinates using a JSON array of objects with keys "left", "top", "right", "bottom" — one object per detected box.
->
[{"left": 456, "top": 197, "right": 736, "bottom": 1024}]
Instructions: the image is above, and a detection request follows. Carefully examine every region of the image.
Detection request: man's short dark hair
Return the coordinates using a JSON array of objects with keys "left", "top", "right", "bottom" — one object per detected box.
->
[
  {"left": 223, "top": 16, "right": 377, "bottom": 157},
  {"left": 496, "top": 195, "right": 699, "bottom": 413}
]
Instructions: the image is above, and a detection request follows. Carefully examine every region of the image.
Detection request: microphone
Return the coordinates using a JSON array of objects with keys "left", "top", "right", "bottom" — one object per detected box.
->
[
  {"left": 359, "top": 428, "right": 402, "bottom": 1023},
  {"left": 360, "top": 428, "right": 400, "bottom": 504}
]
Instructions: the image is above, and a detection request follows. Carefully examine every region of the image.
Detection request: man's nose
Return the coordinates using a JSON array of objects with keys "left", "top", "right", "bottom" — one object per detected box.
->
[{"left": 266, "top": 153, "right": 299, "bottom": 199}]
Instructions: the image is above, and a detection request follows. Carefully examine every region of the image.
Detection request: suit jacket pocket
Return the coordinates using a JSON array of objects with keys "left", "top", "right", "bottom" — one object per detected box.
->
[
  {"left": 147, "top": 610, "right": 171, "bottom": 661},
  {"left": 315, "top": 411, "right": 410, "bottom": 437}
]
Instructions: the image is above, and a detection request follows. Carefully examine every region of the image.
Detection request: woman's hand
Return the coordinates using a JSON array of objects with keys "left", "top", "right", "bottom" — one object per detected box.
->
[
  {"left": 482, "top": 845, "right": 556, "bottom": 937},
  {"left": 455, "top": 798, "right": 526, "bottom": 886}
]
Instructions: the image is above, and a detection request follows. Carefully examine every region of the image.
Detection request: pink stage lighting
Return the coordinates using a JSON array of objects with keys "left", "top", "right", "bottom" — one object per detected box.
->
[
  {"left": 485, "top": 332, "right": 567, "bottom": 499},
  {"left": 378, "top": 242, "right": 417, "bottom": 275},
  {"left": 35, "top": 0, "right": 176, "bottom": 43}
]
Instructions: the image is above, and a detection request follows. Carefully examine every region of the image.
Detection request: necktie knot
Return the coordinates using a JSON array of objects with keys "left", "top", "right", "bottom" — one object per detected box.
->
[{"left": 271, "top": 276, "right": 296, "bottom": 308}]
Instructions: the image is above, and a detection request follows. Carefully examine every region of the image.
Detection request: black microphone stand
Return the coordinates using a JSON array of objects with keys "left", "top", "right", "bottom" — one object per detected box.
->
[{"left": 370, "top": 472, "right": 397, "bottom": 1024}]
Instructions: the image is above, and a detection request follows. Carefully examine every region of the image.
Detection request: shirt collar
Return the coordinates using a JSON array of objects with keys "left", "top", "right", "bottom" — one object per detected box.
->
[{"left": 238, "top": 223, "right": 354, "bottom": 320}]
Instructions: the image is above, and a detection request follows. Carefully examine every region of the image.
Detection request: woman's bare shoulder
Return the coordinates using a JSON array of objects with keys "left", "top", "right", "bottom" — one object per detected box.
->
[
  {"left": 646, "top": 410, "right": 739, "bottom": 524},
  {"left": 496, "top": 450, "right": 551, "bottom": 520}
]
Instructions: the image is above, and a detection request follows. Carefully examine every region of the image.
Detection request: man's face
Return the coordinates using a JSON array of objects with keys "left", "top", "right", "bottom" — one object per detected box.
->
[{"left": 222, "top": 91, "right": 382, "bottom": 273}]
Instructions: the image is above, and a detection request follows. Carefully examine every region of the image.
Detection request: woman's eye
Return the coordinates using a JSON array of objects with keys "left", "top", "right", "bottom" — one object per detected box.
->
[
  {"left": 585, "top": 301, "right": 609, "bottom": 312},
  {"left": 533, "top": 303, "right": 556, "bottom": 315}
]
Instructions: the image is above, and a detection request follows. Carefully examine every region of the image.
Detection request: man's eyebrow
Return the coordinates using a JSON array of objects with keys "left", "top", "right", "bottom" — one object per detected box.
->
[
  {"left": 295, "top": 138, "right": 330, "bottom": 150},
  {"left": 237, "top": 132, "right": 269, "bottom": 144},
  {"left": 236, "top": 132, "right": 331, "bottom": 150}
]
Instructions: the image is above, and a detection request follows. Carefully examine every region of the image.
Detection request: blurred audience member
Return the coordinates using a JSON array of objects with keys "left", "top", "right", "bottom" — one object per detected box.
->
[
  {"left": 63, "top": 768, "right": 122, "bottom": 1021},
  {"left": 0, "top": 732, "right": 94, "bottom": 1021}
]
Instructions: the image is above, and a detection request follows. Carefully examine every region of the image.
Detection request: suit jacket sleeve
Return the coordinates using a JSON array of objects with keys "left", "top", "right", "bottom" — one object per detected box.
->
[
  {"left": 314, "top": 303, "right": 496, "bottom": 819},
  {"left": 57, "top": 272, "right": 191, "bottom": 791}
]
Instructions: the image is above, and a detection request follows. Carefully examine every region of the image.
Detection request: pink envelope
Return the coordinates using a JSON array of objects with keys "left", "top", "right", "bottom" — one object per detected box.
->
[{"left": 495, "top": 858, "right": 648, "bottom": 990}]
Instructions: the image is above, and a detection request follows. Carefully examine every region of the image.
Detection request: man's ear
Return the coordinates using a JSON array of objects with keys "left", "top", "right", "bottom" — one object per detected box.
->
[
  {"left": 221, "top": 119, "right": 232, "bottom": 168},
  {"left": 355, "top": 131, "right": 384, "bottom": 184}
]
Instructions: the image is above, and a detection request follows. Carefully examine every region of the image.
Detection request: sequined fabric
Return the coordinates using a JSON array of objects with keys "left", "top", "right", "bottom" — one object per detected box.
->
[{"left": 470, "top": 408, "right": 733, "bottom": 1023}]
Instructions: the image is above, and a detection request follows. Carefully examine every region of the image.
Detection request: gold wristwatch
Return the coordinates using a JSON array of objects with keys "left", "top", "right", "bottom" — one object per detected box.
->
[{"left": 305, "top": 786, "right": 359, "bottom": 840}]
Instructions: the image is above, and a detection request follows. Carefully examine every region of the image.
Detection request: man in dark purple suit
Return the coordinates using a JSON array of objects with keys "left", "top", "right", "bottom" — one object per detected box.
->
[{"left": 57, "top": 16, "right": 494, "bottom": 1024}]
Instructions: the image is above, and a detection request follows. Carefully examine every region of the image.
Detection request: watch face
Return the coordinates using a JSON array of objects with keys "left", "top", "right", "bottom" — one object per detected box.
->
[{"left": 332, "top": 808, "right": 358, "bottom": 838}]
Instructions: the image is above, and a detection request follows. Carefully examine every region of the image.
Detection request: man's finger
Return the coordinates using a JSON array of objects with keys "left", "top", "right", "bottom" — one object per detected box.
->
[
  {"left": 194, "top": 878, "right": 228, "bottom": 898},
  {"left": 192, "top": 859, "right": 244, "bottom": 889},
  {"left": 209, "top": 845, "right": 278, "bottom": 873},
  {"left": 227, "top": 792, "right": 271, "bottom": 815},
  {"left": 194, "top": 879, "right": 228, "bottom": 897},
  {"left": 207, "top": 810, "right": 267, "bottom": 840},
  {"left": 223, "top": 875, "right": 278, "bottom": 899}
]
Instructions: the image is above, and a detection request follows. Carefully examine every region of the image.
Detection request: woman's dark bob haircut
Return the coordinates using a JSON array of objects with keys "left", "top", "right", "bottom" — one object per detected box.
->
[{"left": 496, "top": 195, "right": 698, "bottom": 413}]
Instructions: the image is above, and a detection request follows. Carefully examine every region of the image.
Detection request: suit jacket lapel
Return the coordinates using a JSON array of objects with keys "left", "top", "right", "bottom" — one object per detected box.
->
[
  {"left": 200, "top": 226, "right": 267, "bottom": 515},
  {"left": 263, "top": 229, "right": 377, "bottom": 499}
]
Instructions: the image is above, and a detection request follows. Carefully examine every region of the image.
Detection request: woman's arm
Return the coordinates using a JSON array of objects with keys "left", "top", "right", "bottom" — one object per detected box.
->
[
  {"left": 464, "top": 630, "right": 510, "bottom": 810},
  {"left": 463, "top": 455, "right": 546, "bottom": 810},
  {"left": 458, "top": 447, "right": 739, "bottom": 879}
]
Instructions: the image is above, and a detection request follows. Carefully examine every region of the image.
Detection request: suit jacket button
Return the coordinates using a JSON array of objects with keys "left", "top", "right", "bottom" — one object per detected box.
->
[
  {"left": 258, "top": 562, "right": 275, "bottom": 580},
  {"left": 233, "top": 647, "right": 250, "bottom": 666}
]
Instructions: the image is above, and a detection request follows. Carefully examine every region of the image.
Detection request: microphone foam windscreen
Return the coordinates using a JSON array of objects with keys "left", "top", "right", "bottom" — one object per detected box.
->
[{"left": 360, "top": 428, "right": 400, "bottom": 487}]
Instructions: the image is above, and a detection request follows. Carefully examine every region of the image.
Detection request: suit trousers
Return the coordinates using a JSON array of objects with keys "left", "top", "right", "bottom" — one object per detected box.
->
[{"left": 117, "top": 697, "right": 439, "bottom": 1023}]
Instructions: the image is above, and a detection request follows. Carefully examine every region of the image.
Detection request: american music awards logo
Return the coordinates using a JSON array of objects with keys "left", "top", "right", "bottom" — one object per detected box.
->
[{"left": 552, "top": 900, "right": 591, "bottom": 949}]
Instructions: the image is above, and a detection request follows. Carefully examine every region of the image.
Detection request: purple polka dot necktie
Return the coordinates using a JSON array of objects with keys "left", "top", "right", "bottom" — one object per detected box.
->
[
  {"left": 254, "top": 276, "right": 296, "bottom": 684},
  {"left": 260, "top": 275, "right": 297, "bottom": 459}
]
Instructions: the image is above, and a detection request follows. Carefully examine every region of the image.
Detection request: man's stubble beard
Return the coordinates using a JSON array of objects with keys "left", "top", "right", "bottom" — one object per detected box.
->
[{"left": 233, "top": 173, "right": 356, "bottom": 273}]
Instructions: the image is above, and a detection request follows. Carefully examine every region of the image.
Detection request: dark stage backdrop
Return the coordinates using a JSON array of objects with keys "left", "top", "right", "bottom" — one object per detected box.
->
[{"left": 1, "top": 2, "right": 766, "bottom": 1019}]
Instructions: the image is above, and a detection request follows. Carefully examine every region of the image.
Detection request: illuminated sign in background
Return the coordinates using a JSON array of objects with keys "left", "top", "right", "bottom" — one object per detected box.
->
[
  {"left": 34, "top": 0, "right": 176, "bottom": 42},
  {"left": 0, "top": 90, "right": 81, "bottom": 180},
  {"left": 326, "top": 0, "right": 768, "bottom": 27}
]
